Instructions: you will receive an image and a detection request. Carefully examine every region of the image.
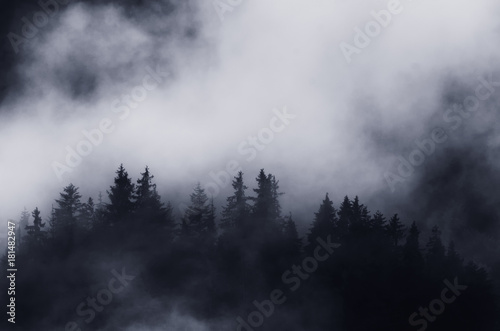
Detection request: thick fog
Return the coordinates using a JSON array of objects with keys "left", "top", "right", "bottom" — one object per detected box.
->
[{"left": 1, "top": 0, "right": 500, "bottom": 262}]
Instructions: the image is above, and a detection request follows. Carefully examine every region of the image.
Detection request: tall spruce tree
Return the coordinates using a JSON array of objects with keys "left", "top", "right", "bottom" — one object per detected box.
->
[
  {"left": 220, "top": 171, "right": 250, "bottom": 231},
  {"left": 403, "top": 221, "right": 424, "bottom": 270},
  {"left": 425, "top": 225, "right": 446, "bottom": 278},
  {"left": 25, "top": 207, "right": 46, "bottom": 248},
  {"left": 385, "top": 214, "right": 405, "bottom": 246},
  {"left": 446, "top": 240, "right": 463, "bottom": 276},
  {"left": 283, "top": 213, "right": 302, "bottom": 259},
  {"left": 181, "top": 183, "right": 214, "bottom": 240},
  {"left": 250, "top": 169, "right": 283, "bottom": 231},
  {"left": 106, "top": 164, "right": 135, "bottom": 225},
  {"left": 308, "top": 193, "right": 337, "bottom": 246},
  {"left": 337, "top": 196, "right": 352, "bottom": 239},
  {"left": 79, "top": 197, "right": 96, "bottom": 230},
  {"left": 206, "top": 198, "right": 217, "bottom": 242},
  {"left": 368, "top": 210, "right": 386, "bottom": 233},
  {"left": 135, "top": 166, "right": 173, "bottom": 226},
  {"left": 269, "top": 174, "right": 284, "bottom": 224},
  {"left": 350, "top": 196, "right": 370, "bottom": 234},
  {"left": 51, "top": 184, "right": 83, "bottom": 245},
  {"left": 18, "top": 208, "right": 30, "bottom": 248}
]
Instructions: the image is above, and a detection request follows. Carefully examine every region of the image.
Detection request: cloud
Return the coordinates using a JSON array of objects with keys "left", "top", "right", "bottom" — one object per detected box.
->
[{"left": 1, "top": 0, "right": 500, "bottom": 267}]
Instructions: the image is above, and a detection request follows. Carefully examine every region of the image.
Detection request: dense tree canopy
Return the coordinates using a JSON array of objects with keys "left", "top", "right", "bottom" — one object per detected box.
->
[{"left": 3, "top": 165, "right": 498, "bottom": 331}]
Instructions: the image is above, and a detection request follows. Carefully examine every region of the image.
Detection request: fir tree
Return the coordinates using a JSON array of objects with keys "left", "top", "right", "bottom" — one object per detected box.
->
[
  {"left": 250, "top": 169, "right": 283, "bottom": 230},
  {"left": 135, "top": 166, "right": 173, "bottom": 228},
  {"left": 403, "top": 221, "right": 424, "bottom": 269},
  {"left": 337, "top": 195, "right": 352, "bottom": 238},
  {"left": 385, "top": 214, "right": 405, "bottom": 246},
  {"left": 106, "top": 164, "right": 135, "bottom": 225},
  {"left": 445, "top": 240, "right": 463, "bottom": 275},
  {"left": 220, "top": 171, "right": 250, "bottom": 231},
  {"left": 368, "top": 210, "right": 386, "bottom": 233},
  {"left": 425, "top": 225, "right": 446, "bottom": 278},
  {"left": 18, "top": 208, "right": 30, "bottom": 248},
  {"left": 79, "top": 197, "right": 96, "bottom": 230},
  {"left": 181, "top": 183, "right": 214, "bottom": 239},
  {"left": 308, "top": 193, "right": 337, "bottom": 246},
  {"left": 283, "top": 213, "right": 302, "bottom": 258},
  {"left": 350, "top": 196, "right": 370, "bottom": 234},
  {"left": 25, "top": 207, "right": 46, "bottom": 247},
  {"left": 51, "top": 184, "right": 83, "bottom": 243}
]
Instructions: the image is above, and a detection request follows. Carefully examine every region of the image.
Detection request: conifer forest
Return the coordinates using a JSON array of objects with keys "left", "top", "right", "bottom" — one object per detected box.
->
[{"left": 1, "top": 0, "right": 500, "bottom": 330}]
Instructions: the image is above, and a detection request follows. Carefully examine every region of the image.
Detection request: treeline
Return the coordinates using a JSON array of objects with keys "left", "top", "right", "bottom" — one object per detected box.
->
[{"left": 3, "top": 165, "right": 499, "bottom": 331}]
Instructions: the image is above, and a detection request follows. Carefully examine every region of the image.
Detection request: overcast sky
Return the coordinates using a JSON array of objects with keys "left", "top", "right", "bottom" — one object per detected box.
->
[{"left": 1, "top": 0, "right": 500, "bottom": 263}]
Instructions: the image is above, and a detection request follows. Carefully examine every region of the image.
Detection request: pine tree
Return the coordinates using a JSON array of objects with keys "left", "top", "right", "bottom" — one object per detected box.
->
[
  {"left": 250, "top": 169, "right": 283, "bottom": 230},
  {"left": 134, "top": 166, "right": 174, "bottom": 228},
  {"left": 283, "top": 213, "right": 302, "bottom": 258},
  {"left": 269, "top": 174, "right": 284, "bottom": 224},
  {"left": 251, "top": 169, "right": 272, "bottom": 222},
  {"left": 79, "top": 197, "right": 96, "bottom": 230},
  {"left": 445, "top": 240, "right": 463, "bottom": 275},
  {"left": 350, "top": 196, "right": 369, "bottom": 234},
  {"left": 94, "top": 192, "right": 106, "bottom": 227},
  {"left": 425, "top": 225, "right": 446, "bottom": 278},
  {"left": 337, "top": 196, "right": 352, "bottom": 239},
  {"left": 220, "top": 171, "right": 250, "bottom": 231},
  {"left": 403, "top": 221, "right": 424, "bottom": 269},
  {"left": 181, "top": 183, "right": 213, "bottom": 239},
  {"left": 425, "top": 225, "right": 445, "bottom": 259},
  {"left": 25, "top": 207, "right": 46, "bottom": 248},
  {"left": 368, "top": 210, "right": 386, "bottom": 233},
  {"left": 55, "top": 184, "right": 82, "bottom": 220},
  {"left": 385, "top": 214, "right": 405, "bottom": 246},
  {"left": 205, "top": 198, "right": 217, "bottom": 242},
  {"left": 308, "top": 193, "right": 337, "bottom": 246},
  {"left": 51, "top": 184, "right": 83, "bottom": 243},
  {"left": 135, "top": 166, "right": 154, "bottom": 209},
  {"left": 48, "top": 205, "right": 56, "bottom": 238},
  {"left": 106, "top": 164, "right": 135, "bottom": 225},
  {"left": 17, "top": 208, "right": 30, "bottom": 248}
]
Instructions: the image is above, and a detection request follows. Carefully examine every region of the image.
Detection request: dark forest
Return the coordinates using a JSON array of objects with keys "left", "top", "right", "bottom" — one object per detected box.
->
[{"left": 3, "top": 165, "right": 499, "bottom": 330}]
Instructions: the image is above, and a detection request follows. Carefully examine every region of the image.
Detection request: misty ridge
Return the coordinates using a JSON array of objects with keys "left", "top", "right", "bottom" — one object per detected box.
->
[
  {"left": 1, "top": 164, "right": 499, "bottom": 330},
  {"left": 2, "top": 0, "right": 500, "bottom": 330}
]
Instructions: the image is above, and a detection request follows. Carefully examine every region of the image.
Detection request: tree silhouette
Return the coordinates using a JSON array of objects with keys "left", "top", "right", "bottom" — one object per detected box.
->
[
  {"left": 385, "top": 213, "right": 405, "bottom": 246},
  {"left": 79, "top": 197, "right": 96, "bottom": 230},
  {"left": 307, "top": 193, "right": 336, "bottom": 249},
  {"left": 181, "top": 183, "right": 214, "bottom": 241},
  {"left": 106, "top": 164, "right": 135, "bottom": 225},
  {"left": 403, "top": 221, "right": 424, "bottom": 270},
  {"left": 220, "top": 171, "right": 250, "bottom": 231},
  {"left": 25, "top": 207, "right": 46, "bottom": 248},
  {"left": 425, "top": 225, "right": 446, "bottom": 279},
  {"left": 337, "top": 195, "right": 352, "bottom": 239},
  {"left": 17, "top": 208, "right": 30, "bottom": 248},
  {"left": 368, "top": 210, "right": 386, "bottom": 233},
  {"left": 135, "top": 166, "right": 174, "bottom": 229},
  {"left": 6, "top": 166, "right": 499, "bottom": 331},
  {"left": 50, "top": 183, "right": 83, "bottom": 249}
]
